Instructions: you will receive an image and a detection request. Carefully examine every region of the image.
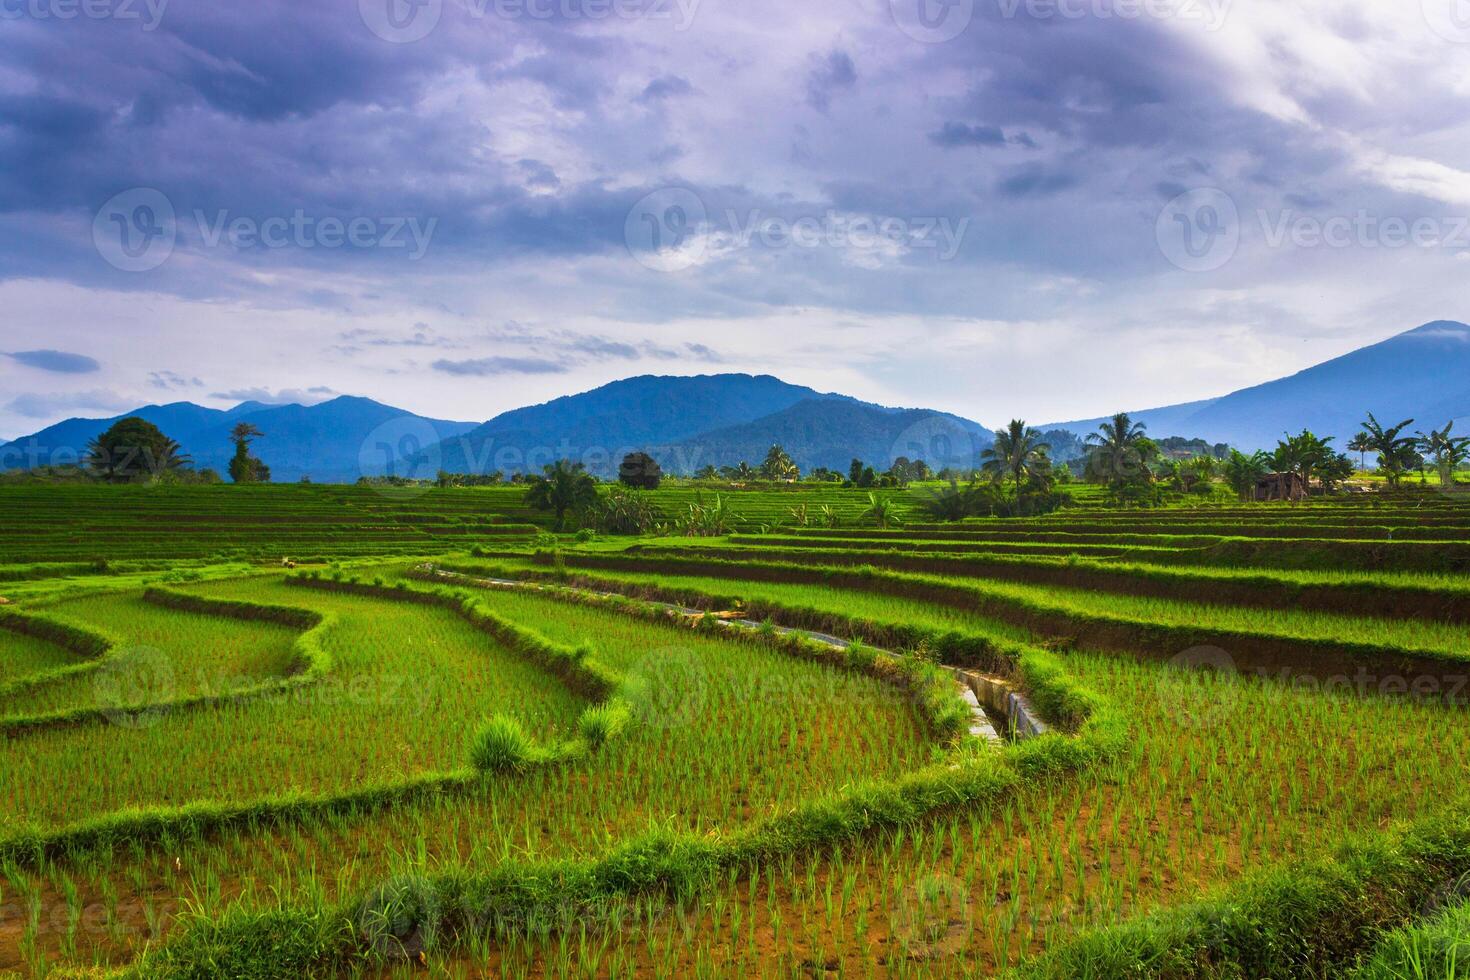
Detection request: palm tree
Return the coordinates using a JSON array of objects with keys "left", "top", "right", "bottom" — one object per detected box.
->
[
  {"left": 980, "top": 420, "right": 1050, "bottom": 498},
  {"left": 760, "top": 444, "right": 798, "bottom": 482},
  {"left": 1359, "top": 413, "right": 1417, "bottom": 489},
  {"left": 1223, "top": 449, "right": 1270, "bottom": 501},
  {"left": 1417, "top": 422, "right": 1470, "bottom": 490},
  {"left": 525, "top": 460, "right": 598, "bottom": 529},
  {"left": 1346, "top": 432, "right": 1371, "bottom": 470},
  {"left": 1084, "top": 413, "right": 1152, "bottom": 488}
]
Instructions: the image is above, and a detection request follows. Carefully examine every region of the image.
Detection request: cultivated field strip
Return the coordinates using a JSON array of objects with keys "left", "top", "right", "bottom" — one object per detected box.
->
[
  {"left": 400, "top": 551, "right": 1470, "bottom": 977},
  {"left": 614, "top": 541, "right": 1470, "bottom": 621},
  {"left": 0, "top": 568, "right": 1000, "bottom": 976},
  {"left": 484, "top": 552, "right": 1470, "bottom": 698},
  {"left": 3, "top": 490, "right": 1470, "bottom": 977}
]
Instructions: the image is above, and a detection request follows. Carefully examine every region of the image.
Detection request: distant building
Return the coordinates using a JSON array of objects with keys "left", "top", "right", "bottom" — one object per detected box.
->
[{"left": 1255, "top": 471, "right": 1308, "bottom": 502}]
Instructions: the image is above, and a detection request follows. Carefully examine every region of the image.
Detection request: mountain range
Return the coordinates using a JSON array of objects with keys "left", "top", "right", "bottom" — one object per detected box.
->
[
  {"left": 0, "top": 397, "right": 478, "bottom": 483},
  {"left": 4, "top": 319, "right": 1468, "bottom": 480},
  {"left": 1047, "top": 320, "right": 1470, "bottom": 449},
  {"left": 420, "top": 374, "right": 992, "bottom": 477}
]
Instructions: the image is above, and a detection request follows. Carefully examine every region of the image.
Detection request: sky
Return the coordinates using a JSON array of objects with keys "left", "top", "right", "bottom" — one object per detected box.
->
[{"left": 2, "top": 0, "right": 1469, "bottom": 439}]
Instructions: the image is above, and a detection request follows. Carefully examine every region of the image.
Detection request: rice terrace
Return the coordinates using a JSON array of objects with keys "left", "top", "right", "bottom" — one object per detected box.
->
[
  {"left": 6, "top": 1, "right": 1470, "bottom": 976},
  {"left": 1, "top": 438, "right": 1469, "bottom": 978}
]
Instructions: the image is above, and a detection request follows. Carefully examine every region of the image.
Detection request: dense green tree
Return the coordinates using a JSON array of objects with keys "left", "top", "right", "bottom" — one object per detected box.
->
[
  {"left": 618, "top": 451, "right": 663, "bottom": 490},
  {"left": 1272, "top": 430, "right": 1336, "bottom": 490},
  {"left": 228, "top": 423, "right": 271, "bottom": 484},
  {"left": 1317, "top": 452, "right": 1356, "bottom": 492},
  {"left": 1223, "top": 449, "right": 1271, "bottom": 501},
  {"left": 84, "top": 418, "right": 191, "bottom": 482},
  {"left": 525, "top": 460, "right": 599, "bottom": 529}
]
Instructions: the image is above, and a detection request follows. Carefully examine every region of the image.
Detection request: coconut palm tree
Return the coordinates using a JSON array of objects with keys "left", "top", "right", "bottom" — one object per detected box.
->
[
  {"left": 980, "top": 420, "right": 1051, "bottom": 498},
  {"left": 1084, "top": 413, "right": 1152, "bottom": 488},
  {"left": 1416, "top": 422, "right": 1470, "bottom": 490},
  {"left": 1347, "top": 432, "right": 1371, "bottom": 470},
  {"left": 525, "top": 460, "right": 598, "bottom": 529},
  {"left": 760, "top": 444, "right": 798, "bottom": 482},
  {"left": 1358, "top": 413, "right": 1417, "bottom": 489}
]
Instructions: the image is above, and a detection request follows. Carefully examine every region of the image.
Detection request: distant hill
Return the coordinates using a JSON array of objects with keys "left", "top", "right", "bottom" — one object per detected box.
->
[
  {"left": 666, "top": 398, "right": 993, "bottom": 474},
  {"left": 425, "top": 374, "right": 847, "bottom": 476},
  {"left": 420, "top": 374, "right": 992, "bottom": 477},
  {"left": 1047, "top": 320, "right": 1470, "bottom": 450},
  {"left": 2, "top": 396, "right": 477, "bottom": 483}
]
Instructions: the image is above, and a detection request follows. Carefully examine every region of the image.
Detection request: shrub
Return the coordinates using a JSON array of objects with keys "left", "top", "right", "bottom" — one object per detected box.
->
[
  {"left": 578, "top": 701, "right": 629, "bottom": 748},
  {"left": 467, "top": 715, "right": 534, "bottom": 773}
]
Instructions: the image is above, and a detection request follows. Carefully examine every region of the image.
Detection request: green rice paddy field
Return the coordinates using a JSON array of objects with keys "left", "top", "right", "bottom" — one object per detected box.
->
[{"left": 0, "top": 483, "right": 1468, "bottom": 978}]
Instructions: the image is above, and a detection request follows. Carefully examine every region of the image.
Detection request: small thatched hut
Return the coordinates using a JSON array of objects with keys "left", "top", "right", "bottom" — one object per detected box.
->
[{"left": 1255, "top": 471, "right": 1307, "bottom": 502}]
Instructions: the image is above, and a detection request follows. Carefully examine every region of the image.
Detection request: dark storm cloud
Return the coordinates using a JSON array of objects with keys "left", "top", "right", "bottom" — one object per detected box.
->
[{"left": 0, "top": 0, "right": 1459, "bottom": 331}]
